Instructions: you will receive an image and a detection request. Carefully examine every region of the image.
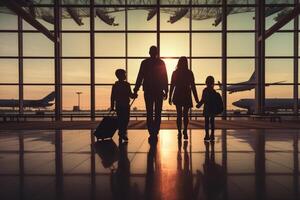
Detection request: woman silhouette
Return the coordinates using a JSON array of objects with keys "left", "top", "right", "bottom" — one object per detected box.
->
[{"left": 169, "top": 57, "right": 199, "bottom": 140}]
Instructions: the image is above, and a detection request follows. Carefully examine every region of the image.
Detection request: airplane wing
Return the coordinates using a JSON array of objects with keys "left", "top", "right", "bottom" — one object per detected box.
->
[{"left": 265, "top": 81, "right": 286, "bottom": 86}]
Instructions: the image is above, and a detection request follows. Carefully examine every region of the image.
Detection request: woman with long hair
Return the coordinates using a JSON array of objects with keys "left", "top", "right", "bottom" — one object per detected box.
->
[{"left": 169, "top": 56, "right": 199, "bottom": 140}]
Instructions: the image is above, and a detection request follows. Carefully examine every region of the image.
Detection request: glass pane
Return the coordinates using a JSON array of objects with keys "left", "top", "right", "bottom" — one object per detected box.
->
[
  {"left": 128, "top": 59, "right": 143, "bottom": 83},
  {"left": 128, "top": 8, "right": 156, "bottom": 30},
  {"left": 24, "top": 59, "right": 54, "bottom": 84},
  {"left": 95, "top": 59, "right": 125, "bottom": 84},
  {"left": 63, "top": 86, "right": 90, "bottom": 111},
  {"left": 23, "top": 86, "right": 55, "bottom": 110},
  {"left": 94, "top": 7, "right": 125, "bottom": 30},
  {"left": 0, "top": 59, "right": 18, "bottom": 83},
  {"left": 192, "top": 33, "right": 221, "bottom": 57},
  {"left": 192, "top": 59, "right": 221, "bottom": 84},
  {"left": 160, "top": 8, "right": 190, "bottom": 30},
  {"left": 95, "top": 33, "right": 125, "bottom": 56},
  {"left": 265, "top": 59, "right": 293, "bottom": 83},
  {"left": 24, "top": 33, "right": 54, "bottom": 57},
  {"left": 227, "top": 59, "right": 255, "bottom": 83},
  {"left": 0, "top": 11, "right": 17, "bottom": 30},
  {"left": 227, "top": 8, "right": 255, "bottom": 30},
  {"left": 229, "top": 90, "right": 255, "bottom": 113},
  {"left": 0, "top": 86, "right": 19, "bottom": 111},
  {"left": 22, "top": 7, "right": 54, "bottom": 31},
  {"left": 62, "top": 33, "right": 90, "bottom": 57},
  {"left": 228, "top": 33, "right": 255, "bottom": 57},
  {"left": 128, "top": 33, "right": 156, "bottom": 57},
  {"left": 192, "top": 7, "right": 222, "bottom": 31},
  {"left": 160, "top": 33, "right": 189, "bottom": 57},
  {"left": 62, "top": 59, "right": 90, "bottom": 83},
  {"left": 265, "top": 7, "right": 293, "bottom": 30},
  {"left": 0, "top": 33, "right": 18, "bottom": 56},
  {"left": 266, "top": 33, "right": 293, "bottom": 57},
  {"left": 62, "top": 7, "right": 90, "bottom": 30}
]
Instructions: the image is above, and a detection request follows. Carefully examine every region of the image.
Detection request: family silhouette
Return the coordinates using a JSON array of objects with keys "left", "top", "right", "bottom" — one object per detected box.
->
[{"left": 110, "top": 45, "right": 223, "bottom": 142}]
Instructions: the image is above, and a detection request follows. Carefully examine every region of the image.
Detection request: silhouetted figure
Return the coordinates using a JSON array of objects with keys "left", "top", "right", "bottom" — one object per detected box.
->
[
  {"left": 176, "top": 140, "right": 193, "bottom": 200},
  {"left": 202, "top": 141, "right": 226, "bottom": 200},
  {"left": 145, "top": 139, "right": 161, "bottom": 200},
  {"left": 111, "top": 69, "right": 137, "bottom": 141},
  {"left": 111, "top": 141, "right": 131, "bottom": 200},
  {"left": 169, "top": 57, "right": 199, "bottom": 140},
  {"left": 196, "top": 76, "right": 217, "bottom": 141},
  {"left": 134, "top": 46, "right": 168, "bottom": 139}
]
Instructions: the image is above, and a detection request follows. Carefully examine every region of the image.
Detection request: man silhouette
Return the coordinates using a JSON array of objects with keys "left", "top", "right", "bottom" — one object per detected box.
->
[{"left": 133, "top": 46, "right": 168, "bottom": 139}]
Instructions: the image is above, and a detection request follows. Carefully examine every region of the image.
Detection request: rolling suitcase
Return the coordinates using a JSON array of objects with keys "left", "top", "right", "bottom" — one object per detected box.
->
[{"left": 94, "top": 99, "right": 135, "bottom": 140}]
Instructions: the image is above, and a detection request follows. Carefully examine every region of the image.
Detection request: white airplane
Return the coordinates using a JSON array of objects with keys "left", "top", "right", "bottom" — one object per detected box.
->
[
  {"left": 218, "top": 71, "right": 285, "bottom": 94},
  {"left": 0, "top": 92, "right": 55, "bottom": 109},
  {"left": 232, "top": 98, "right": 300, "bottom": 114},
  {"left": 0, "top": 0, "right": 294, "bottom": 27}
]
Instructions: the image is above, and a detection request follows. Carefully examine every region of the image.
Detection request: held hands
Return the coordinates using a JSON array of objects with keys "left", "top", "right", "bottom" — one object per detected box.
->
[
  {"left": 163, "top": 91, "right": 168, "bottom": 100},
  {"left": 168, "top": 98, "right": 172, "bottom": 105},
  {"left": 110, "top": 106, "right": 115, "bottom": 111},
  {"left": 132, "top": 92, "right": 138, "bottom": 99}
]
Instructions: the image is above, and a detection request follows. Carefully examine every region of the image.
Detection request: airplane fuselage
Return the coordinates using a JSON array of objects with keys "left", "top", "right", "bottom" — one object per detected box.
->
[
  {"left": 232, "top": 98, "right": 300, "bottom": 113},
  {"left": 0, "top": 99, "right": 53, "bottom": 108}
]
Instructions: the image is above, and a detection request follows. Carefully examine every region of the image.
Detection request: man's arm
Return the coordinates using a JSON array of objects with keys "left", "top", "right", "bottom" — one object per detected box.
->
[
  {"left": 133, "top": 61, "right": 145, "bottom": 94},
  {"left": 161, "top": 60, "right": 168, "bottom": 99},
  {"left": 110, "top": 85, "right": 115, "bottom": 110}
]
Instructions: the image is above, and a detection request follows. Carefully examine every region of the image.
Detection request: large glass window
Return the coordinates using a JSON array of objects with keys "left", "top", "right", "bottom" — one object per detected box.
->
[{"left": 0, "top": 0, "right": 298, "bottom": 117}]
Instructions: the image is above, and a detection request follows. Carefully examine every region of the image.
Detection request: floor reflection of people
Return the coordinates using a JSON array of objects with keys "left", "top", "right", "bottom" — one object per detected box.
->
[
  {"left": 176, "top": 140, "right": 193, "bottom": 200},
  {"left": 145, "top": 140, "right": 161, "bottom": 200},
  {"left": 111, "top": 141, "right": 131, "bottom": 200},
  {"left": 201, "top": 141, "right": 226, "bottom": 200}
]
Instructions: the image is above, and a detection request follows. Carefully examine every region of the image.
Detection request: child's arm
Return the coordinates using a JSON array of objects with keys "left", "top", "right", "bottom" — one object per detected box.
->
[
  {"left": 196, "top": 89, "right": 206, "bottom": 108},
  {"left": 129, "top": 84, "right": 137, "bottom": 99},
  {"left": 191, "top": 72, "right": 199, "bottom": 104},
  {"left": 110, "top": 85, "right": 116, "bottom": 110},
  {"left": 169, "top": 72, "right": 175, "bottom": 105}
]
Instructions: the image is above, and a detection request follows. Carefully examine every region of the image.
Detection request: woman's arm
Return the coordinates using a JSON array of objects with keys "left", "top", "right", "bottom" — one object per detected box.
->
[
  {"left": 169, "top": 72, "right": 175, "bottom": 105},
  {"left": 196, "top": 89, "right": 206, "bottom": 108},
  {"left": 191, "top": 72, "right": 199, "bottom": 103}
]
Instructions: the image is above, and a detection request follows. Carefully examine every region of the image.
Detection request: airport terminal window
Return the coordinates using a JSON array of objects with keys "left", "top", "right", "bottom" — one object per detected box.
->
[
  {"left": 0, "top": 0, "right": 299, "bottom": 117},
  {"left": 0, "top": 59, "right": 18, "bottom": 84},
  {"left": 24, "top": 59, "right": 55, "bottom": 84},
  {"left": 62, "top": 59, "right": 90, "bottom": 84},
  {"left": 265, "top": 32, "right": 294, "bottom": 57},
  {"left": 23, "top": 33, "right": 54, "bottom": 57},
  {"left": 0, "top": 33, "right": 18, "bottom": 56}
]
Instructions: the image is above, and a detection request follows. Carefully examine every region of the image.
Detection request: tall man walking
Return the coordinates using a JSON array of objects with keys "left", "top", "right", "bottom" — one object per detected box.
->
[{"left": 134, "top": 46, "right": 168, "bottom": 140}]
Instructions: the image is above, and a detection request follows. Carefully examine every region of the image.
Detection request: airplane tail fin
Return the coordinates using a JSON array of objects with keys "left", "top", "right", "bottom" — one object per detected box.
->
[
  {"left": 217, "top": 81, "right": 222, "bottom": 91},
  {"left": 249, "top": 71, "right": 256, "bottom": 82},
  {"left": 42, "top": 92, "right": 55, "bottom": 102}
]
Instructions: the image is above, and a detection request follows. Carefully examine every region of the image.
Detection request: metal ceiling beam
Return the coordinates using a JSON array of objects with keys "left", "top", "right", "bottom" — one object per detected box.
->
[
  {"left": 1, "top": 0, "right": 55, "bottom": 42},
  {"left": 259, "top": 4, "right": 300, "bottom": 41}
]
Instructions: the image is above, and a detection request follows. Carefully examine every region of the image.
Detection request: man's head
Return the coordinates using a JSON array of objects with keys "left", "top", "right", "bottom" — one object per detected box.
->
[
  {"left": 149, "top": 46, "right": 158, "bottom": 58},
  {"left": 115, "top": 69, "right": 126, "bottom": 81}
]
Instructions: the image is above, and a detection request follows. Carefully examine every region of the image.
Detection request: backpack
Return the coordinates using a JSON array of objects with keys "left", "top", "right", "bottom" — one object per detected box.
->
[{"left": 214, "top": 91, "right": 224, "bottom": 115}]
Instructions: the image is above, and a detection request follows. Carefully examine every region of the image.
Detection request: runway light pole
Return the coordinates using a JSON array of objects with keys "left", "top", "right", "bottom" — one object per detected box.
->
[{"left": 76, "top": 92, "right": 82, "bottom": 111}]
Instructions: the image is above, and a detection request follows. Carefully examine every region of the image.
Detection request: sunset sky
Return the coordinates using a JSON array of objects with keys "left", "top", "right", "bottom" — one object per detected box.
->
[{"left": 0, "top": 8, "right": 298, "bottom": 110}]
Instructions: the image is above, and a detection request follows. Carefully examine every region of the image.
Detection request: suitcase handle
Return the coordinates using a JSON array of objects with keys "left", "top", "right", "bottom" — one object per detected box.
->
[{"left": 108, "top": 98, "right": 136, "bottom": 117}]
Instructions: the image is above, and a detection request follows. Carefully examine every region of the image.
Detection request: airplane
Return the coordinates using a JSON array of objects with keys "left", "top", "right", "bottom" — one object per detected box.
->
[
  {"left": 0, "top": 0, "right": 294, "bottom": 27},
  {"left": 0, "top": 92, "right": 55, "bottom": 109},
  {"left": 232, "top": 98, "right": 300, "bottom": 113},
  {"left": 218, "top": 71, "right": 285, "bottom": 94}
]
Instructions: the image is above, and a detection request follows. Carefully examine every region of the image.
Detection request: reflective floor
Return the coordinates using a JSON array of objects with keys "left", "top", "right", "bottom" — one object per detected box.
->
[{"left": 0, "top": 129, "right": 299, "bottom": 200}]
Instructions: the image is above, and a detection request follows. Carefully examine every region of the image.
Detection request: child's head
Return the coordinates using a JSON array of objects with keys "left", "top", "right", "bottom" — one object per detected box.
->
[
  {"left": 205, "top": 76, "right": 215, "bottom": 88},
  {"left": 115, "top": 69, "right": 126, "bottom": 81}
]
